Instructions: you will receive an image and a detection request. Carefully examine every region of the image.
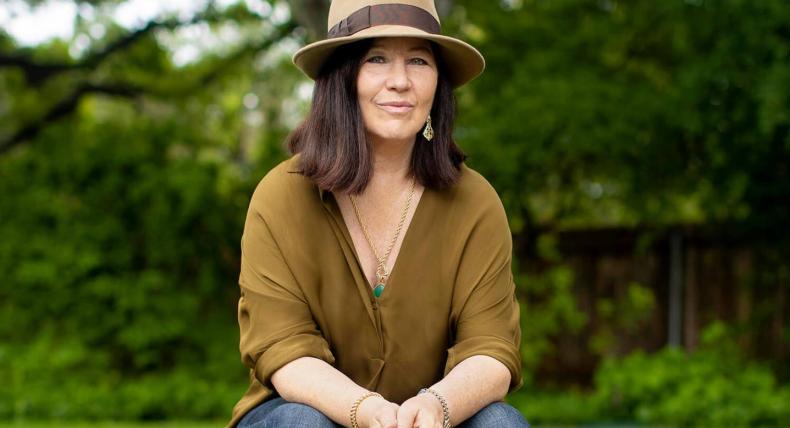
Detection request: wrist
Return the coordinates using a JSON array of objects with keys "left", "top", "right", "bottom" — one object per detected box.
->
[
  {"left": 418, "top": 388, "right": 451, "bottom": 428},
  {"left": 358, "top": 395, "right": 388, "bottom": 420},
  {"left": 350, "top": 391, "right": 382, "bottom": 428}
]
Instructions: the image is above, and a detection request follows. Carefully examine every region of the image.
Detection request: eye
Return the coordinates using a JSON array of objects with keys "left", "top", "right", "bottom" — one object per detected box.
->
[
  {"left": 410, "top": 57, "right": 430, "bottom": 65},
  {"left": 366, "top": 55, "right": 386, "bottom": 64}
]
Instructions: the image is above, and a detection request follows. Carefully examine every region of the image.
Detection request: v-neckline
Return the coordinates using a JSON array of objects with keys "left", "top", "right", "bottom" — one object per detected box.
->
[{"left": 329, "top": 186, "right": 428, "bottom": 301}]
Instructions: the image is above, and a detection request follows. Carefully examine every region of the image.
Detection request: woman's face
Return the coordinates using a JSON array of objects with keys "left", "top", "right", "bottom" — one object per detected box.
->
[{"left": 356, "top": 37, "right": 438, "bottom": 145}]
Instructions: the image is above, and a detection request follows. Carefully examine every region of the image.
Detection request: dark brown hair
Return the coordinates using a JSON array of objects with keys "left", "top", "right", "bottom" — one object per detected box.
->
[{"left": 287, "top": 39, "right": 466, "bottom": 194}]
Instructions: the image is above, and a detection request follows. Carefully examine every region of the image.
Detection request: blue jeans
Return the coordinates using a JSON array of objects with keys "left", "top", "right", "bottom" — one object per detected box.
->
[{"left": 237, "top": 397, "right": 530, "bottom": 427}]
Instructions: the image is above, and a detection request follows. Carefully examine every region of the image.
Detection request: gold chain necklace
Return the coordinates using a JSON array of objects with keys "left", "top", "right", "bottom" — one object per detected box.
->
[{"left": 349, "top": 177, "right": 416, "bottom": 298}]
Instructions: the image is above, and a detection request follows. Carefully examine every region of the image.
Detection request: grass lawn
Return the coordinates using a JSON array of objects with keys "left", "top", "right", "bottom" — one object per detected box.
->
[{"left": 0, "top": 422, "right": 222, "bottom": 428}]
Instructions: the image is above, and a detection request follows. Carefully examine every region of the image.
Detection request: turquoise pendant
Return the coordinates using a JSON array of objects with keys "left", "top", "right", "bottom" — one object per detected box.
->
[{"left": 373, "top": 283, "right": 385, "bottom": 298}]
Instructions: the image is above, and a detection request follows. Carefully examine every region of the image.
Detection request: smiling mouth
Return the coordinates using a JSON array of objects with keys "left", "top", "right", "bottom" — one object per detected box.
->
[{"left": 377, "top": 103, "right": 414, "bottom": 114}]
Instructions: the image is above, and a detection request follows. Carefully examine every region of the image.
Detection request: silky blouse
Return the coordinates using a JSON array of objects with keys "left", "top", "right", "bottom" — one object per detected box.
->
[{"left": 229, "top": 155, "right": 522, "bottom": 427}]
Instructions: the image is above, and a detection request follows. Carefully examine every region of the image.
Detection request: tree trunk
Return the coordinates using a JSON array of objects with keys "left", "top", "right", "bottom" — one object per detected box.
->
[{"left": 287, "top": 0, "right": 330, "bottom": 40}]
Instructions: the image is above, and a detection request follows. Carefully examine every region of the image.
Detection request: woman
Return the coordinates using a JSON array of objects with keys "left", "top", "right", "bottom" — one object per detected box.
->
[{"left": 230, "top": 1, "right": 528, "bottom": 427}]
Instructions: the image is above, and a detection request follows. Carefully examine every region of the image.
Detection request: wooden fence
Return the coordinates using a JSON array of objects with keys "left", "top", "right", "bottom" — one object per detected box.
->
[{"left": 520, "top": 226, "right": 787, "bottom": 384}]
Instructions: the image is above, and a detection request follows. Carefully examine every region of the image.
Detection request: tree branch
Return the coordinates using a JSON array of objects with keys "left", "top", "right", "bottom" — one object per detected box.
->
[
  {"left": 0, "top": 21, "right": 299, "bottom": 156},
  {"left": 0, "top": 82, "right": 144, "bottom": 155},
  {"left": 0, "top": 6, "right": 228, "bottom": 85}
]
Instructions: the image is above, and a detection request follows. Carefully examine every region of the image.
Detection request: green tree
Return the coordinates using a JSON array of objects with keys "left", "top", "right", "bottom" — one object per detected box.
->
[{"left": 1, "top": 0, "right": 787, "bottom": 423}]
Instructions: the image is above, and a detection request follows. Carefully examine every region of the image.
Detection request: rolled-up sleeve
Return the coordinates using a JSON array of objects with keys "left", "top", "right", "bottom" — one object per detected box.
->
[
  {"left": 237, "top": 185, "right": 335, "bottom": 389},
  {"left": 444, "top": 193, "right": 523, "bottom": 392}
]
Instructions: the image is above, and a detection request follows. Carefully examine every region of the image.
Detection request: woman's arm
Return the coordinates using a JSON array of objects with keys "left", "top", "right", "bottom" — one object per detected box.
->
[
  {"left": 238, "top": 177, "right": 398, "bottom": 428},
  {"left": 396, "top": 185, "right": 522, "bottom": 427},
  {"left": 396, "top": 355, "right": 509, "bottom": 427},
  {"left": 273, "top": 356, "right": 400, "bottom": 428}
]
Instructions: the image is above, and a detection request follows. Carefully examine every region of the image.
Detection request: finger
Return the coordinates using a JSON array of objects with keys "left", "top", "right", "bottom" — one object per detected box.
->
[
  {"left": 378, "top": 415, "right": 398, "bottom": 428},
  {"left": 412, "top": 412, "right": 438, "bottom": 428},
  {"left": 396, "top": 406, "right": 418, "bottom": 428},
  {"left": 376, "top": 411, "right": 397, "bottom": 428}
]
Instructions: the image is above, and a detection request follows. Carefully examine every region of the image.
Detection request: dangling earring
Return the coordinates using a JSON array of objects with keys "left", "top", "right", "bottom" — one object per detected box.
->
[{"left": 422, "top": 114, "right": 434, "bottom": 141}]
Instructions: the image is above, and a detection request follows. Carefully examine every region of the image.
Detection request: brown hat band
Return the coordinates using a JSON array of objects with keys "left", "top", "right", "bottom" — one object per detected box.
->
[{"left": 327, "top": 4, "right": 441, "bottom": 39}]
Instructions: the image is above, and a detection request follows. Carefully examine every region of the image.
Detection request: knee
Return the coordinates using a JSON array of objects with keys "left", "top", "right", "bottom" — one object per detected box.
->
[
  {"left": 266, "top": 402, "right": 336, "bottom": 428},
  {"left": 462, "top": 402, "right": 530, "bottom": 428}
]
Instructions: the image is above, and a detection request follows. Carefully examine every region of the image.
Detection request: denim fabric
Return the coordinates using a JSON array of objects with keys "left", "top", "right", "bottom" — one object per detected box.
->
[
  {"left": 457, "top": 401, "right": 530, "bottom": 427},
  {"left": 236, "top": 397, "right": 340, "bottom": 428},
  {"left": 237, "top": 397, "right": 529, "bottom": 428}
]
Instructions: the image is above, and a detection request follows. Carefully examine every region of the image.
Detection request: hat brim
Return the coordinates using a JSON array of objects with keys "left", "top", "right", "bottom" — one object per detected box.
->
[{"left": 293, "top": 25, "right": 485, "bottom": 88}]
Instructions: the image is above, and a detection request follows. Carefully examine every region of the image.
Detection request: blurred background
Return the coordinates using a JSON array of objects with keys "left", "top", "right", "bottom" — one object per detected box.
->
[{"left": 1, "top": 0, "right": 788, "bottom": 426}]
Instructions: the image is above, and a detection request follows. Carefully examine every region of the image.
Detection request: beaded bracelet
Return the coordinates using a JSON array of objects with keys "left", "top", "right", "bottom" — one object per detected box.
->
[
  {"left": 350, "top": 391, "right": 382, "bottom": 428},
  {"left": 419, "top": 387, "right": 451, "bottom": 428}
]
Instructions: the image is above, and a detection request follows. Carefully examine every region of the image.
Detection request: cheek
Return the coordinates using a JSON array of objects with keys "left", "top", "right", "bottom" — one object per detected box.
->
[
  {"left": 356, "top": 69, "right": 381, "bottom": 101},
  {"left": 418, "top": 83, "right": 438, "bottom": 112},
  {"left": 416, "top": 71, "right": 438, "bottom": 106}
]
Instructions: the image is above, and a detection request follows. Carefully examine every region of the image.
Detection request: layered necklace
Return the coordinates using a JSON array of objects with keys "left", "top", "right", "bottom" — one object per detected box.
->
[{"left": 349, "top": 177, "right": 416, "bottom": 298}]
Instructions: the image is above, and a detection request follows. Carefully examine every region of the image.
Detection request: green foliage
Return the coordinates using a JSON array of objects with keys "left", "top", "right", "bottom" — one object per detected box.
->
[
  {"left": 590, "top": 281, "right": 655, "bottom": 357},
  {"left": 0, "top": 2, "right": 302, "bottom": 421},
  {"left": 0, "top": 334, "right": 241, "bottom": 420},
  {"left": 593, "top": 322, "right": 790, "bottom": 426},
  {"left": 508, "top": 389, "right": 600, "bottom": 425},
  {"left": 0, "top": 99, "right": 254, "bottom": 419},
  {"left": 452, "top": 0, "right": 790, "bottom": 232},
  {"left": 1, "top": 0, "right": 788, "bottom": 424},
  {"left": 509, "top": 324, "right": 790, "bottom": 426},
  {"left": 0, "top": 423, "right": 218, "bottom": 428},
  {"left": 517, "top": 265, "right": 587, "bottom": 381}
]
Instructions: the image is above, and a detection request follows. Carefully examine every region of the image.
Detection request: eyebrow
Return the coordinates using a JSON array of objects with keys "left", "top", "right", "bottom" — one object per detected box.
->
[{"left": 409, "top": 46, "right": 433, "bottom": 55}]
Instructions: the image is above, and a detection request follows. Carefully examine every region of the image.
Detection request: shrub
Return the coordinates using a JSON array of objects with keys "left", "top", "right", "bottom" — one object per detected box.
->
[{"left": 593, "top": 322, "right": 790, "bottom": 426}]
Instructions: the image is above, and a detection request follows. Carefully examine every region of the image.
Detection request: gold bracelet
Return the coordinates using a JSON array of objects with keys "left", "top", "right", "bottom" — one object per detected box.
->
[
  {"left": 419, "top": 388, "right": 451, "bottom": 428},
  {"left": 350, "top": 391, "right": 382, "bottom": 428}
]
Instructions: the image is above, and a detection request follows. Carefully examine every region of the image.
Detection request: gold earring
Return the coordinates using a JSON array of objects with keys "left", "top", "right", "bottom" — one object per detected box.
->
[{"left": 423, "top": 114, "right": 434, "bottom": 141}]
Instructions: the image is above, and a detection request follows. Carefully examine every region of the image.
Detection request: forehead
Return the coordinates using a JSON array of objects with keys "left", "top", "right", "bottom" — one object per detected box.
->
[{"left": 369, "top": 37, "right": 433, "bottom": 52}]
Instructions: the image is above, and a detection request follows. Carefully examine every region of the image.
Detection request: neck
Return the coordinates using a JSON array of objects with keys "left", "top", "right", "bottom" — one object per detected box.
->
[{"left": 369, "top": 136, "right": 415, "bottom": 184}]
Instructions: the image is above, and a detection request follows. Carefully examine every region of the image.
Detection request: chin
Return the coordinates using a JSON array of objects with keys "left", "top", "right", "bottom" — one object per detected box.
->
[
  {"left": 370, "top": 130, "right": 419, "bottom": 143},
  {"left": 368, "top": 122, "right": 420, "bottom": 142}
]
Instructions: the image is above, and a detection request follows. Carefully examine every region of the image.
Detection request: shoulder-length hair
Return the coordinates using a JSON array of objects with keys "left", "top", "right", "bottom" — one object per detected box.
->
[{"left": 286, "top": 39, "right": 466, "bottom": 194}]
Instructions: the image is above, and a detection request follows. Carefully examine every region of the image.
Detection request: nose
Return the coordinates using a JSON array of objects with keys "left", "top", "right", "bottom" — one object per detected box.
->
[{"left": 385, "top": 60, "right": 411, "bottom": 92}]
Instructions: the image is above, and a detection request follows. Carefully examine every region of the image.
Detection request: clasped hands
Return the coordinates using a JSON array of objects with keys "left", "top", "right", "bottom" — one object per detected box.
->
[{"left": 357, "top": 393, "right": 445, "bottom": 428}]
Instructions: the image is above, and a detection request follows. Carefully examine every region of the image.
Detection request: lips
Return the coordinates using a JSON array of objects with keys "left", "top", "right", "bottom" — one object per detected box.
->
[{"left": 377, "top": 101, "right": 414, "bottom": 114}]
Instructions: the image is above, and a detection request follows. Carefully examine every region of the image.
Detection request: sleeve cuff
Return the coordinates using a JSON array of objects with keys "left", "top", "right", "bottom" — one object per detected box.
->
[
  {"left": 254, "top": 333, "right": 335, "bottom": 389},
  {"left": 444, "top": 335, "right": 523, "bottom": 393}
]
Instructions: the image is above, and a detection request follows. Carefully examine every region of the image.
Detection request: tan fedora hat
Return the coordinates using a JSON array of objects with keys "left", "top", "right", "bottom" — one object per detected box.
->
[{"left": 292, "top": 0, "right": 485, "bottom": 88}]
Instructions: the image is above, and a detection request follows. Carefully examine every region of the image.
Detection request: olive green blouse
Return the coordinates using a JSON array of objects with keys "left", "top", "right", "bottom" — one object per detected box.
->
[{"left": 229, "top": 155, "right": 522, "bottom": 427}]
